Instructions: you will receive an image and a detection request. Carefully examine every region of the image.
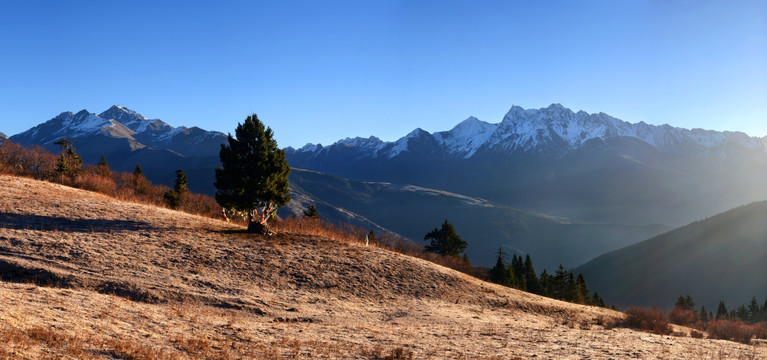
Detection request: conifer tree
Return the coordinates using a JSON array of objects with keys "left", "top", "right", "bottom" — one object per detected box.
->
[
  {"left": 367, "top": 230, "right": 378, "bottom": 246},
  {"left": 98, "top": 154, "right": 109, "bottom": 167},
  {"left": 96, "top": 154, "right": 112, "bottom": 177},
  {"left": 523, "top": 255, "right": 540, "bottom": 294},
  {"left": 131, "top": 164, "right": 148, "bottom": 194},
  {"left": 700, "top": 305, "right": 708, "bottom": 323},
  {"left": 538, "top": 269, "right": 552, "bottom": 297},
  {"left": 592, "top": 292, "right": 606, "bottom": 307},
  {"left": 215, "top": 114, "right": 291, "bottom": 233},
  {"left": 748, "top": 296, "right": 760, "bottom": 322},
  {"left": 553, "top": 265, "right": 569, "bottom": 300},
  {"left": 575, "top": 273, "right": 591, "bottom": 305},
  {"left": 511, "top": 254, "right": 526, "bottom": 290},
  {"left": 164, "top": 169, "right": 189, "bottom": 209},
  {"left": 423, "top": 219, "right": 467, "bottom": 256},
  {"left": 54, "top": 138, "right": 83, "bottom": 179},
  {"left": 489, "top": 247, "right": 515, "bottom": 287},
  {"left": 716, "top": 300, "right": 728, "bottom": 320},
  {"left": 303, "top": 204, "right": 319, "bottom": 218}
]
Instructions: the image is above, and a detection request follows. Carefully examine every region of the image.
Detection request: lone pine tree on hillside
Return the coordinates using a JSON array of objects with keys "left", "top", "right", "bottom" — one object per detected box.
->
[
  {"left": 215, "top": 114, "right": 291, "bottom": 233},
  {"left": 423, "top": 219, "right": 467, "bottom": 256},
  {"left": 164, "top": 169, "right": 189, "bottom": 209},
  {"left": 54, "top": 137, "right": 83, "bottom": 179}
]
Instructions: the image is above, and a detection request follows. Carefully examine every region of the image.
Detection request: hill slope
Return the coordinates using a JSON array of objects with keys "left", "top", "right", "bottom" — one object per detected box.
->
[
  {"left": 288, "top": 168, "right": 667, "bottom": 270},
  {"left": 0, "top": 175, "right": 763, "bottom": 359},
  {"left": 574, "top": 202, "right": 767, "bottom": 309}
]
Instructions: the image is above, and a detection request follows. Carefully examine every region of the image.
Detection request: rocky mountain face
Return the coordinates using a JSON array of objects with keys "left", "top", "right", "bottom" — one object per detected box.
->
[
  {"left": 10, "top": 105, "right": 228, "bottom": 193},
  {"left": 286, "top": 104, "right": 767, "bottom": 226}
]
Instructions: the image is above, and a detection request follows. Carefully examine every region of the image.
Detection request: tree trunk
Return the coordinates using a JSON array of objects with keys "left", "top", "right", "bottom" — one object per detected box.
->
[{"left": 246, "top": 221, "right": 269, "bottom": 235}]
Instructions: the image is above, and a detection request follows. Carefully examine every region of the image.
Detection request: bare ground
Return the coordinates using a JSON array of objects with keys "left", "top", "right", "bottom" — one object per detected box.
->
[{"left": 0, "top": 174, "right": 764, "bottom": 359}]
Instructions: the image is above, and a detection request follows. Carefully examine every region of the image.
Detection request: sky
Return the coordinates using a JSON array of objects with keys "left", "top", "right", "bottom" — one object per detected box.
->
[{"left": 0, "top": 0, "right": 765, "bottom": 148}]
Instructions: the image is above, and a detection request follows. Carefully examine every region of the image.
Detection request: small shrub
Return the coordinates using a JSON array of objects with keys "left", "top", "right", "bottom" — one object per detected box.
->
[
  {"left": 383, "top": 347, "right": 414, "bottom": 360},
  {"left": 707, "top": 319, "right": 758, "bottom": 344},
  {"left": 669, "top": 307, "right": 696, "bottom": 326},
  {"left": 623, "top": 306, "right": 672, "bottom": 335},
  {"left": 690, "top": 329, "right": 704, "bottom": 339}
]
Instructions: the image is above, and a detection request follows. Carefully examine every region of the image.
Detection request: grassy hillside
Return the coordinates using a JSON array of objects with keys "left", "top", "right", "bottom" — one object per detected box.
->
[
  {"left": 575, "top": 202, "right": 767, "bottom": 310},
  {"left": 0, "top": 175, "right": 763, "bottom": 359}
]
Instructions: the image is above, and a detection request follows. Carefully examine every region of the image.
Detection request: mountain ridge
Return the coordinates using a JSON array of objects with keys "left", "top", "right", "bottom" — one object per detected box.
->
[
  {"left": 288, "top": 103, "right": 767, "bottom": 160},
  {"left": 574, "top": 201, "right": 767, "bottom": 309},
  {"left": 285, "top": 104, "right": 767, "bottom": 226}
]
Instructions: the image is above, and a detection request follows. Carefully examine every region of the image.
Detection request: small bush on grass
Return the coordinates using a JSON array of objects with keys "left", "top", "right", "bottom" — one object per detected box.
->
[
  {"left": 623, "top": 306, "right": 672, "bottom": 335},
  {"left": 669, "top": 307, "right": 696, "bottom": 326},
  {"left": 707, "top": 320, "right": 759, "bottom": 344}
]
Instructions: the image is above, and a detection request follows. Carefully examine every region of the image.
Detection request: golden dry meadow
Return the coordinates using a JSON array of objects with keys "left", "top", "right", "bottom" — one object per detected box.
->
[{"left": 0, "top": 174, "right": 765, "bottom": 359}]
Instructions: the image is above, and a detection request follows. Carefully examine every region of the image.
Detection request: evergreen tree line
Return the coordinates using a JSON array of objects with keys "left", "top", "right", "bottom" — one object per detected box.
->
[
  {"left": 487, "top": 247, "right": 608, "bottom": 308},
  {"left": 675, "top": 294, "right": 767, "bottom": 324}
]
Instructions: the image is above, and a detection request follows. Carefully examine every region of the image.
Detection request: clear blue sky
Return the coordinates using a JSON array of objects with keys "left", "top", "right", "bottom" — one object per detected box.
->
[{"left": 1, "top": 0, "right": 765, "bottom": 148}]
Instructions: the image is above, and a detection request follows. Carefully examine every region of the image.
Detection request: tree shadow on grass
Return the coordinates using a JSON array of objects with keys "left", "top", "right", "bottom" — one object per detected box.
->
[{"left": 0, "top": 212, "right": 150, "bottom": 233}]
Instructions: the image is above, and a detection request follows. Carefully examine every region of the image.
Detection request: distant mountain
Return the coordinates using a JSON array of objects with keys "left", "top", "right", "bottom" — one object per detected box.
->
[
  {"left": 574, "top": 201, "right": 767, "bottom": 309},
  {"left": 286, "top": 104, "right": 767, "bottom": 226},
  {"left": 10, "top": 105, "right": 227, "bottom": 193},
  {"left": 287, "top": 168, "right": 667, "bottom": 270},
  {"left": 0, "top": 132, "right": 7, "bottom": 142}
]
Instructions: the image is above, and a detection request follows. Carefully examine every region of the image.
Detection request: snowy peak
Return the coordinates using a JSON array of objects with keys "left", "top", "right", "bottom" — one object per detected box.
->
[
  {"left": 435, "top": 116, "right": 497, "bottom": 158},
  {"left": 99, "top": 105, "right": 172, "bottom": 133},
  {"left": 289, "top": 104, "right": 767, "bottom": 161},
  {"left": 11, "top": 106, "right": 228, "bottom": 158}
]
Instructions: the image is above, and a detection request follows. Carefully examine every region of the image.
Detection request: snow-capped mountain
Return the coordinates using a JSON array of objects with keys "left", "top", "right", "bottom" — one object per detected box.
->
[
  {"left": 10, "top": 106, "right": 228, "bottom": 193},
  {"left": 11, "top": 105, "right": 227, "bottom": 157},
  {"left": 289, "top": 103, "right": 766, "bottom": 161},
  {"left": 286, "top": 104, "right": 767, "bottom": 226},
  {"left": 0, "top": 132, "right": 7, "bottom": 140}
]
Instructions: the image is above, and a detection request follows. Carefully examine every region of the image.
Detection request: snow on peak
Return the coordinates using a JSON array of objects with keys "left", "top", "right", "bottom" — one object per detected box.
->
[
  {"left": 387, "top": 128, "right": 430, "bottom": 158},
  {"left": 334, "top": 136, "right": 383, "bottom": 148},
  {"left": 57, "top": 110, "right": 113, "bottom": 138},
  {"left": 434, "top": 116, "right": 497, "bottom": 158},
  {"left": 99, "top": 105, "right": 171, "bottom": 133}
]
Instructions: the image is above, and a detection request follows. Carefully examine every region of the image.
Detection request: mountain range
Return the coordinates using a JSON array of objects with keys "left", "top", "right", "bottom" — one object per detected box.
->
[
  {"left": 286, "top": 104, "right": 767, "bottom": 226},
  {"left": 6, "top": 104, "right": 767, "bottom": 270},
  {"left": 10, "top": 106, "right": 228, "bottom": 194}
]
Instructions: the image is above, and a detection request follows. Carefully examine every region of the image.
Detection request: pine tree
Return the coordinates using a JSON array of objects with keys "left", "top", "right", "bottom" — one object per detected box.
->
[
  {"left": 131, "top": 164, "right": 148, "bottom": 195},
  {"left": 98, "top": 154, "right": 108, "bottom": 167},
  {"left": 489, "top": 247, "right": 515, "bottom": 287},
  {"left": 303, "top": 204, "right": 319, "bottom": 218},
  {"left": 553, "top": 265, "right": 569, "bottom": 300},
  {"left": 96, "top": 154, "right": 112, "bottom": 177},
  {"left": 215, "top": 114, "right": 291, "bottom": 233},
  {"left": 423, "top": 219, "right": 467, "bottom": 257},
  {"left": 54, "top": 138, "right": 83, "bottom": 179},
  {"left": 367, "top": 230, "right": 378, "bottom": 246},
  {"left": 511, "top": 255, "right": 525, "bottom": 290},
  {"left": 566, "top": 272, "right": 578, "bottom": 302},
  {"left": 748, "top": 296, "right": 760, "bottom": 323},
  {"left": 716, "top": 300, "right": 728, "bottom": 320},
  {"left": 592, "top": 292, "right": 606, "bottom": 308},
  {"left": 523, "top": 255, "right": 540, "bottom": 294},
  {"left": 538, "top": 269, "right": 551, "bottom": 297},
  {"left": 575, "top": 273, "right": 591, "bottom": 305},
  {"left": 700, "top": 305, "right": 708, "bottom": 323},
  {"left": 164, "top": 169, "right": 189, "bottom": 209}
]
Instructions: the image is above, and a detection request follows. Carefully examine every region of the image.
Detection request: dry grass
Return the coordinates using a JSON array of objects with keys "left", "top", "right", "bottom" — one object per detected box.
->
[{"left": 1, "top": 174, "right": 766, "bottom": 359}]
